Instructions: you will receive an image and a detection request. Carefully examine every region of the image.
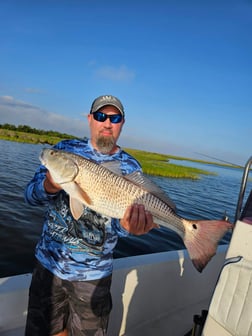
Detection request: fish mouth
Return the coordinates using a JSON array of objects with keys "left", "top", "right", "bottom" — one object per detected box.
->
[{"left": 39, "top": 149, "right": 46, "bottom": 165}]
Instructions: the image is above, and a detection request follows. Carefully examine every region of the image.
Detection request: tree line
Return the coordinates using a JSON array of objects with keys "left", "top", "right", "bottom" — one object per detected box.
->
[{"left": 0, "top": 123, "right": 79, "bottom": 140}]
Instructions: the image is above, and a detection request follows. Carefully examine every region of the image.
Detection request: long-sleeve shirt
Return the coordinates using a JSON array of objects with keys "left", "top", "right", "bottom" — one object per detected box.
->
[{"left": 24, "top": 138, "right": 142, "bottom": 281}]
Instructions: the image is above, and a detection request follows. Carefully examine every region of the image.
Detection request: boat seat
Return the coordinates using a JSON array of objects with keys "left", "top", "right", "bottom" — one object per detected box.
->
[{"left": 202, "top": 219, "right": 252, "bottom": 336}]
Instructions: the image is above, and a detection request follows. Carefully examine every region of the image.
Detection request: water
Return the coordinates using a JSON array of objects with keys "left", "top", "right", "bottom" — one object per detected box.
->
[{"left": 0, "top": 140, "right": 251, "bottom": 277}]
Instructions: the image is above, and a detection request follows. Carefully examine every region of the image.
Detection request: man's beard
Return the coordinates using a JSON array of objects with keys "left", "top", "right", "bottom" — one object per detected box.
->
[{"left": 96, "top": 135, "right": 115, "bottom": 154}]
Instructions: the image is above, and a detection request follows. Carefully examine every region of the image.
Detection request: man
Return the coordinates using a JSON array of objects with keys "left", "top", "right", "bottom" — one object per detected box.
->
[{"left": 24, "top": 95, "right": 156, "bottom": 336}]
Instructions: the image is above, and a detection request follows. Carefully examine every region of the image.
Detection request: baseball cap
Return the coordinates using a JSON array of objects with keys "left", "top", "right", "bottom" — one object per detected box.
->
[{"left": 90, "top": 95, "right": 125, "bottom": 117}]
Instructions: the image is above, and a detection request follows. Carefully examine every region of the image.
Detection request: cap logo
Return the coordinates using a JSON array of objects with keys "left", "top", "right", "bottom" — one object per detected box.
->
[{"left": 101, "top": 95, "right": 115, "bottom": 102}]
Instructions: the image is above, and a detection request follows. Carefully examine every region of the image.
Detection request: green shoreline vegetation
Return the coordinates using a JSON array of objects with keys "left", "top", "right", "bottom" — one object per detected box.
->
[{"left": 0, "top": 124, "right": 237, "bottom": 180}]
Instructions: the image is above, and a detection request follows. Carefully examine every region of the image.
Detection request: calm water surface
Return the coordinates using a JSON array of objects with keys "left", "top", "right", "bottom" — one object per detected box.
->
[{"left": 0, "top": 140, "right": 251, "bottom": 277}]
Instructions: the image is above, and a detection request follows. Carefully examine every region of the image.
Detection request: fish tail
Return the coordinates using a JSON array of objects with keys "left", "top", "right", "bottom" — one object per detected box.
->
[{"left": 182, "top": 219, "right": 233, "bottom": 272}]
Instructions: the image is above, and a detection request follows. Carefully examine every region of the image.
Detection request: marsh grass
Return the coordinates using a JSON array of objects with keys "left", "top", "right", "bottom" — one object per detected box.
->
[
  {"left": 124, "top": 148, "right": 215, "bottom": 179},
  {"left": 0, "top": 129, "right": 70, "bottom": 145}
]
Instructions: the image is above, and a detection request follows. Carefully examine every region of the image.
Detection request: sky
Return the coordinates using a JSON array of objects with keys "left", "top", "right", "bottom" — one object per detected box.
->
[{"left": 0, "top": 0, "right": 252, "bottom": 166}]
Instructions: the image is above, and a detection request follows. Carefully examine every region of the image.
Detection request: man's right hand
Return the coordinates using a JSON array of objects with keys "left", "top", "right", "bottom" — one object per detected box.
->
[{"left": 44, "top": 171, "right": 62, "bottom": 194}]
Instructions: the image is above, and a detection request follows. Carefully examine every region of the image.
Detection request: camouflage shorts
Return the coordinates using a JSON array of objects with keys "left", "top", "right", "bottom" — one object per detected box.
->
[{"left": 25, "top": 262, "right": 112, "bottom": 336}]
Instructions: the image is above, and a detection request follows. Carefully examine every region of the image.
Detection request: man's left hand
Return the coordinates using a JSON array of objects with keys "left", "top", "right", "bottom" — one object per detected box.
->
[{"left": 120, "top": 204, "right": 158, "bottom": 235}]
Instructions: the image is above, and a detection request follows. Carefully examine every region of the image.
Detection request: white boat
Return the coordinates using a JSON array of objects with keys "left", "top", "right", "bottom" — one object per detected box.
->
[{"left": 1, "top": 157, "right": 252, "bottom": 336}]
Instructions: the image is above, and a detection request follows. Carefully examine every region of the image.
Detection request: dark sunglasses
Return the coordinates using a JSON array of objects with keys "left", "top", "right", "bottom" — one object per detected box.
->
[{"left": 92, "top": 111, "right": 123, "bottom": 124}]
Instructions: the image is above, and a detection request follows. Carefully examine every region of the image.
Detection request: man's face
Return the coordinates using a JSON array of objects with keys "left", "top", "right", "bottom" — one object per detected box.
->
[{"left": 88, "top": 105, "right": 125, "bottom": 154}]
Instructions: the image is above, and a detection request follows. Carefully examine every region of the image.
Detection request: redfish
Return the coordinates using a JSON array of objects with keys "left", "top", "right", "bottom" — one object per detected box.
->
[{"left": 40, "top": 148, "right": 232, "bottom": 272}]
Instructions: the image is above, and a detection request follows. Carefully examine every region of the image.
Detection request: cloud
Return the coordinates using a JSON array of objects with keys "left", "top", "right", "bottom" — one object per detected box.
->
[
  {"left": 24, "top": 88, "right": 45, "bottom": 94},
  {"left": 95, "top": 65, "right": 135, "bottom": 81},
  {"left": 0, "top": 96, "right": 89, "bottom": 138},
  {"left": 1, "top": 95, "right": 16, "bottom": 102}
]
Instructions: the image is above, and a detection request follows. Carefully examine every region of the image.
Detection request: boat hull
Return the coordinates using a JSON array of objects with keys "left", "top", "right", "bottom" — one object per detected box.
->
[{"left": 0, "top": 246, "right": 227, "bottom": 336}]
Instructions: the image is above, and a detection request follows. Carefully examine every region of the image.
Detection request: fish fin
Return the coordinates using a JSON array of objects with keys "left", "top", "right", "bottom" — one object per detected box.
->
[
  {"left": 63, "top": 182, "right": 92, "bottom": 220},
  {"left": 101, "top": 161, "right": 122, "bottom": 175},
  {"left": 70, "top": 198, "right": 85, "bottom": 220},
  {"left": 182, "top": 219, "right": 233, "bottom": 272},
  {"left": 125, "top": 171, "right": 176, "bottom": 210},
  {"left": 63, "top": 181, "right": 92, "bottom": 204}
]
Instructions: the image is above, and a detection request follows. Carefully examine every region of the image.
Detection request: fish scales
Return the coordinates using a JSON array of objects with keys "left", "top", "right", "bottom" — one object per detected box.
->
[{"left": 74, "top": 158, "right": 185, "bottom": 236}]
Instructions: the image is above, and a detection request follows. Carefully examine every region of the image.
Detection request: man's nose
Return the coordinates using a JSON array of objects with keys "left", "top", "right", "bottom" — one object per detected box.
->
[{"left": 103, "top": 118, "right": 113, "bottom": 126}]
